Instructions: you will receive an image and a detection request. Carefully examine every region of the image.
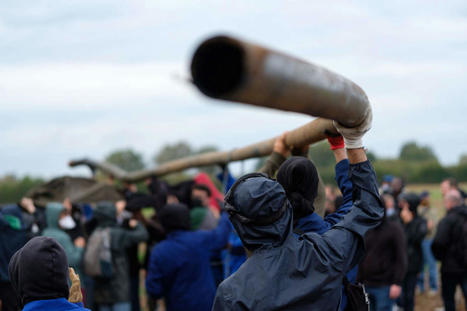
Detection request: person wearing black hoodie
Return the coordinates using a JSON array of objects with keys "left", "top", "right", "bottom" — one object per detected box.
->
[
  {"left": 398, "top": 193, "right": 427, "bottom": 311},
  {"left": 432, "top": 189, "right": 467, "bottom": 311},
  {"left": 8, "top": 236, "right": 90, "bottom": 311},
  {"left": 357, "top": 211, "right": 407, "bottom": 311}
]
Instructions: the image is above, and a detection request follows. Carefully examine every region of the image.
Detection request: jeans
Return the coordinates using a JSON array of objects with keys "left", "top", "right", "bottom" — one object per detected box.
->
[
  {"left": 99, "top": 302, "right": 131, "bottom": 311},
  {"left": 400, "top": 272, "right": 418, "bottom": 311},
  {"left": 366, "top": 286, "right": 394, "bottom": 311},
  {"left": 441, "top": 273, "right": 467, "bottom": 311},
  {"left": 417, "top": 239, "right": 438, "bottom": 291}
]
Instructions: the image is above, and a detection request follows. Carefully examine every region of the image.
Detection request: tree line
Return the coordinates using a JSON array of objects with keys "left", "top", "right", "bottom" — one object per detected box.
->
[{"left": 1, "top": 141, "right": 467, "bottom": 204}]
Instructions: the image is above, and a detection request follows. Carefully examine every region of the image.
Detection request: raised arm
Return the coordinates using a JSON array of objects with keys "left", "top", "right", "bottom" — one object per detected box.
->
[
  {"left": 304, "top": 110, "right": 383, "bottom": 272},
  {"left": 198, "top": 212, "right": 232, "bottom": 251}
]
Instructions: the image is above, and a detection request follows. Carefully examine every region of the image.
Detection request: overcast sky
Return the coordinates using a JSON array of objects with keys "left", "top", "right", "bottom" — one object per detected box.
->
[{"left": 1, "top": 0, "right": 466, "bottom": 178}]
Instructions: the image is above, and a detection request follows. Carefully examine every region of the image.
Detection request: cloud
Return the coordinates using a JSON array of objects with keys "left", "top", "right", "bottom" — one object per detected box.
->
[{"left": 1, "top": 0, "right": 467, "bottom": 178}]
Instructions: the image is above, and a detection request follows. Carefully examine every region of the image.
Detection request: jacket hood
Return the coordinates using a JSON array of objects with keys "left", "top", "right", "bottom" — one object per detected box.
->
[
  {"left": 8, "top": 236, "right": 69, "bottom": 307},
  {"left": 94, "top": 201, "right": 117, "bottom": 227},
  {"left": 225, "top": 173, "right": 292, "bottom": 251},
  {"left": 45, "top": 202, "right": 64, "bottom": 229},
  {"left": 277, "top": 156, "right": 318, "bottom": 220}
]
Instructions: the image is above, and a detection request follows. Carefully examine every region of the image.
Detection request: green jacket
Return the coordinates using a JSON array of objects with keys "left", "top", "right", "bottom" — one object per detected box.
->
[{"left": 42, "top": 203, "right": 84, "bottom": 274}]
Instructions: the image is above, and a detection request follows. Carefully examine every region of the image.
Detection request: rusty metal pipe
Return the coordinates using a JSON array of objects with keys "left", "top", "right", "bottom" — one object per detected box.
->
[{"left": 190, "top": 35, "right": 371, "bottom": 128}]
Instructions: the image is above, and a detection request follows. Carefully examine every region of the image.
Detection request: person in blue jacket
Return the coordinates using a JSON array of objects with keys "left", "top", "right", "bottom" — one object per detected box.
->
[
  {"left": 8, "top": 236, "right": 90, "bottom": 311},
  {"left": 213, "top": 111, "right": 382, "bottom": 310},
  {"left": 146, "top": 203, "right": 231, "bottom": 311}
]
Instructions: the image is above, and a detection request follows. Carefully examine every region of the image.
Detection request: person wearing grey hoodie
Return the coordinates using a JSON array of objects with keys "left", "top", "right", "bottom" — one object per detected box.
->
[{"left": 91, "top": 201, "right": 148, "bottom": 311}]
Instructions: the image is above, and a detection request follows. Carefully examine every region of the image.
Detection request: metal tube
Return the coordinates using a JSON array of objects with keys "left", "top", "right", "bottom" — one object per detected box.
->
[{"left": 190, "top": 35, "right": 371, "bottom": 128}]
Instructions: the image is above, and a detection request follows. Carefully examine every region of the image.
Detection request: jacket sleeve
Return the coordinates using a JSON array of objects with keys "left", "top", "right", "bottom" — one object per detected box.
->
[
  {"left": 145, "top": 248, "right": 164, "bottom": 299},
  {"left": 323, "top": 159, "right": 353, "bottom": 226},
  {"left": 391, "top": 222, "right": 408, "bottom": 285},
  {"left": 431, "top": 217, "right": 451, "bottom": 260},
  {"left": 258, "top": 152, "right": 287, "bottom": 178},
  {"left": 198, "top": 213, "right": 232, "bottom": 251},
  {"left": 122, "top": 223, "right": 149, "bottom": 249},
  {"left": 303, "top": 161, "right": 384, "bottom": 273},
  {"left": 67, "top": 244, "right": 84, "bottom": 268}
]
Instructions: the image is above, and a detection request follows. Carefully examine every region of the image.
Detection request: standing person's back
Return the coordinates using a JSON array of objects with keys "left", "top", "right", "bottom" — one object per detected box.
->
[
  {"left": 213, "top": 115, "right": 384, "bottom": 311},
  {"left": 8, "top": 236, "right": 89, "bottom": 311},
  {"left": 357, "top": 217, "right": 407, "bottom": 311},
  {"left": 432, "top": 189, "right": 467, "bottom": 311},
  {"left": 90, "top": 201, "right": 148, "bottom": 311},
  {"left": 146, "top": 203, "right": 231, "bottom": 311}
]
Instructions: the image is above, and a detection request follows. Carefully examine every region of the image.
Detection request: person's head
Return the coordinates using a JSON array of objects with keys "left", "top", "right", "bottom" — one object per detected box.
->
[
  {"left": 391, "top": 177, "right": 404, "bottom": 196},
  {"left": 441, "top": 178, "right": 458, "bottom": 197},
  {"left": 225, "top": 173, "right": 292, "bottom": 251},
  {"left": 45, "top": 202, "right": 76, "bottom": 231},
  {"left": 399, "top": 192, "right": 420, "bottom": 217},
  {"left": 443, "top": 189, "right": 462, "bottom": 211},
  {"left": 191, "top": 184, "right": 212, "bottom": 208},
  {"left": 8, "top": 236, "right": 69, "bottom": 308},
  {"left": 419, "top": 191, "right": 430, "bottom": 207},
  {"left": 94, "top": 201, "right": 118, "bottom": 227},
  {"left": 158, "top": 203, "right": 191, "bottom": 233},
  {"left": 276, "top": 157, "right": 319, "bottom": 221}
]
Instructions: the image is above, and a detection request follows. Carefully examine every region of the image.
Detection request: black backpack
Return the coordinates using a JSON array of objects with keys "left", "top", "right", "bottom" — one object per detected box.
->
[{"left": 453, "top": 210, "right": 467, "bottom": 267}]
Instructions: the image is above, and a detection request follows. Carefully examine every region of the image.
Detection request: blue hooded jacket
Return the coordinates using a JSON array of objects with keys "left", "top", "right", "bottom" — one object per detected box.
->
[
  {"left": 146, "top": 212, "right": 231, "bottom": 311},
  {"left": 213, "top": 161, "right": 384, "bottom": 311}
]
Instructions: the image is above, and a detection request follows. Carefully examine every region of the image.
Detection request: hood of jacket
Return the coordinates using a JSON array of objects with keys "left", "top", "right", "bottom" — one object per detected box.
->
[
  {"left": 8, "top": 236, "right": 69, "bottom": 307},
  {"left": 225, "top": 173, "right": 292, "bottom": 251},
  {"left": 94, "top": 201, "right": 117, "bottom": 227},
  {"left": 45, "top": 203, "right": 64, "bottom": 230}
]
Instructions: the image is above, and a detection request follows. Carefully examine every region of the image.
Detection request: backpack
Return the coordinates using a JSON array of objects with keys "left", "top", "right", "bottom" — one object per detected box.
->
[
  {"left": 453, "top": 211, "right": 467, "bottom": 267},
  {"left": 84, "top": 228, "right": 113, "bottom": 278}
]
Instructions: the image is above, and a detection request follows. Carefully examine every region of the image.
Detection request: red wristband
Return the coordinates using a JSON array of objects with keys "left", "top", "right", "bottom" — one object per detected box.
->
[{"left": 327, "top": 136, "right": 345, "bottom": 150}]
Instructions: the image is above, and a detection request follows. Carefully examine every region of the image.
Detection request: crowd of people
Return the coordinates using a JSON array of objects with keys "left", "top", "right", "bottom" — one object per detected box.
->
[{"left": 1, "top": 112, "right": 467, "bottom": 311}]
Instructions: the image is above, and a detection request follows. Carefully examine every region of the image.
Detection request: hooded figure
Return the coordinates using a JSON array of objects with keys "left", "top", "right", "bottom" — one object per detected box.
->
[
  {"left": 276, "top": 157, "right": 318, "bottom": 221},
  {"left": 213, "top": 160, "right": 384, "bottom": 311},
  {"left": 42, "top": 203, "right": 84, "bottom": 276},
  {"left": 92, "top": 201, "right": 148, "bottom": 308},
  {"left": 146, "top": 204, "right": 231, "bottom": 311},
  {"left": 8, "top": 236, "right": 89, "bottom": 311}
]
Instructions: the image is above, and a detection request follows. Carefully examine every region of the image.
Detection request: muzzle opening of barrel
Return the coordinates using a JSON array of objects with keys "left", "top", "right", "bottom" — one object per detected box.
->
[{"left": 191, "top": 38, "right": 245, "bottom": 97}]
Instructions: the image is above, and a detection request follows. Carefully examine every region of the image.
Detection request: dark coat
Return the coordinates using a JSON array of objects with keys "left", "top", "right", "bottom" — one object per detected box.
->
[
  {"left": 403, "top": 216, "right": 427, "bottom": 273},
  {"left": 146, "top": 213, "right": 231, "bottom": 311},
  {"left": 432, "top": 205, "right": 467, "bottom": 275},
  {"left": 357, "top": 219, "right": 408, "bottom": 286},
  {"left": 92, "top": 202, "right": 148, "bottom": 304},
  {"left": 213, "top": 161, "right": 384, "bottom": 311},
  {"left": 0, "top": 205, "right": 29, "bottom": 282}
]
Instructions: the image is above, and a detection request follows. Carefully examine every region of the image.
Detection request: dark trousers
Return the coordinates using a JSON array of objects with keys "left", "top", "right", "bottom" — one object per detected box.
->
[
  {"left": 441, "top": 273, "right": 467, "bottom": 311},
  {"left": 401, "top": 272, "right": 418, "bottom": 311},
  {"left": 0, "top": 281, "right": 20, "bottom": 311}
]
